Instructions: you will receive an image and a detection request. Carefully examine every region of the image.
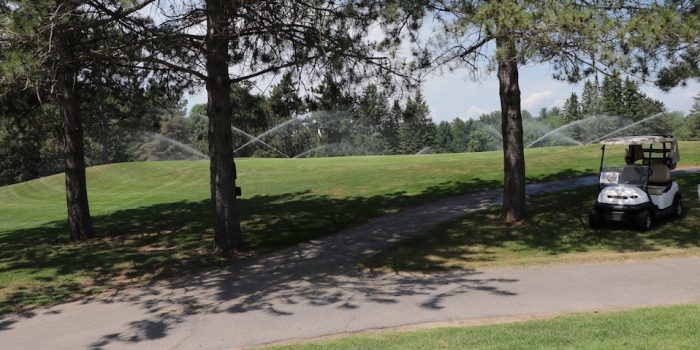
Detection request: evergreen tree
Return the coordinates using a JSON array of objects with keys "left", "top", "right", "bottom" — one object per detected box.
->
[
  {"left": 384, "top": 100, "right": 403, "bottom": 153},
  {"left": 562, "top": 93, "right": 582, "bottom": 125},
  {"left": 354, "top": 85, "right": 388, "bottom": 130},
  {"left": 143, "top": 0, "right": 410, "bottom": 253},
  {"left": 435, "top": 121, "right": 453, "bottom": 153},
  {"left": 622, "top": 78, "right": 645, "bottom": 121},
  {"left": 0, "top": 1, "right": 159, "bottom": 241},
  {"left": 601, "top": 75, "right": 625, "bottom": 117},
  {"left": 311, "top": 73, "right": 355, "bottom": 112},
  {"left": 419, "top": 0, "right": 648, "bottom": 222},
  {"left": 268, "top": 73, "right": 305, "bottom": 121},
  {"left": 688, "top": 92, "right": 700, "bottom": 140},
  {"left": 450, "top": 118, "right": 473, "bottom": 152},
  {"left": 265, "top": 73, "right": 311, "bottom": 157},
  {"left": 580, "top": 80, "right": 601, "bottom": 116},
  {"left": 351, "top": 84, "right": 391, "bottom": 154},
  {"left": 398, "top": 91, "right": 435, "bottom": 154}
]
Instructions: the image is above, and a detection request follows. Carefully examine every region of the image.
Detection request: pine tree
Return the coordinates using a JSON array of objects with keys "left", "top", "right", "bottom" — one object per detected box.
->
[
  {"left": 265, "top": 73, "right": 310, "bottom": 157},
  {"left": 435, "top": 121, "right": 453, "bottom": 153},
  {"left": 622, "top": 78, "right": 645, "bottom": 121},
  {"left": 418, "top": 0, "right": 645, "bottom": 222},
  {"left": 311, "top": 74, "right": 354, "bottom": 144},
  {"left": 563, "top": 93, "right": 582, "bottom": 125},
  {"left": 354, "top": 85, "right": 388, "bottom": 131},
  {"left": 601, "top": 75, "right": 625, "bottom": 117},
  {"left": 268, "top": 73, "right": 305, "bottom": 121},
  {"left": 689, "top": 92, "right": 700, "bottom": 140},
  {"left": 580, "top": 80, "right": 601, "bottom": 116},
  {"left": 450, "top": 118, "right": 473, "bottom": 152},
  {"left": 0, "top": 1, "right": 159, "bottom": 241},
  {"left": 398, "top": 91, "right": 435, "bottom": 154},
  {"left": 384, "top": 100, "right": 403, "bottom": 153},
  {"left": 351, "top": 84, "right": 390, "bottom": 154}
]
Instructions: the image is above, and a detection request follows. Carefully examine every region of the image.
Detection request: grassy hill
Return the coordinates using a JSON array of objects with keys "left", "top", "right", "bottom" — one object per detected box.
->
[{"left": 1, "top": 142, "right": 700, "bottom": 312}]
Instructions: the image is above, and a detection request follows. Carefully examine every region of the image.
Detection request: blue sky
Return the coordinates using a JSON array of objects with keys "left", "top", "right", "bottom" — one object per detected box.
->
[{"left": 422, "top": 64, "right": 700, "bottom": 122}]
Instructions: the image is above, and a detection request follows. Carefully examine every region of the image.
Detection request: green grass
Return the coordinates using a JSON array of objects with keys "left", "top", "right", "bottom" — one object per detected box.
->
[
  {"left": 1, "top": 142, "right": 700, "bottom": 313},
  {"left": 363, "top": 173, "right": 700, "bottom": 271},
  {"left": 267, "top": 304, "right": 700, "bottom": 350}
]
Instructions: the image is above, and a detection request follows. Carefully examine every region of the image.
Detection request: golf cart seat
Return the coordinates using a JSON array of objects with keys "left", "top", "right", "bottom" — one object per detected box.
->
[{"left": 648, "top": 163, "right": 671, "bottom": 195}]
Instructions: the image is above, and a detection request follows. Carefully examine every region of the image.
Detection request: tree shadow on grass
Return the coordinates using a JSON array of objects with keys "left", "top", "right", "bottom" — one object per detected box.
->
[
  {"left": 366, "top": 173, "right": 700, "bottom": 272},
  {"left": 0, "top": 176, "right": 508, "bottom": 316}
]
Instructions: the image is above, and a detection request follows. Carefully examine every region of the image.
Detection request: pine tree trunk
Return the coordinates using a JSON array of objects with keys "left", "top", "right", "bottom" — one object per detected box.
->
[
  {"left": 496, "top": 36, "right": 526, "bottom": 223},
  {"left": 98, "top": 101, "right": 109, "bottom": 164},
  {"left": 58, "top": 65, "right": 95, "bottom": 241},
  {"left": 205, "top": 0, "right": 243, "bottom": 253}
]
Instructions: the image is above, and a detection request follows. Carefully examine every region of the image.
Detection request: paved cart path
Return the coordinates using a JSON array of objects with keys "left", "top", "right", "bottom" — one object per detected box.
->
[{"left": 2, "top": 171, "right": 699, "bottom": 349}]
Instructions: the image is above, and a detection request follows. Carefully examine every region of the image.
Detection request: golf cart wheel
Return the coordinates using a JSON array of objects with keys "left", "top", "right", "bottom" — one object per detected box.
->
[
  {"left": 672, "top": 194, "right": 683, "bottom": 218},
  {"left": 589, "top": 209, "right": 604, "bottom": 229},
  {"left": 634, "top": 210, "right": 652, "bottom": 232}
]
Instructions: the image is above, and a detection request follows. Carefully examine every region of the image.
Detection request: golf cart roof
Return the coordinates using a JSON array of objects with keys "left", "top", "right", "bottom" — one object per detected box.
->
[
  {"left": 599, "top": 135, "right": 680, "bottom": 169},
  {"left": 599, "top": 136, "right": 676, "bottom": 145}
]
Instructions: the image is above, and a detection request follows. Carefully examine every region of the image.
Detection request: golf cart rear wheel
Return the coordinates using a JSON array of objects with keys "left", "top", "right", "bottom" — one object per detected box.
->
[
  {"left": 672, "top": 195, "right": 683, "bottom": 218},
  {"left": 634, "top": 210, "right": 652, "bottom": 232},
  {"left": 589, "top": 209, "right": 604, "bottom": 229}
]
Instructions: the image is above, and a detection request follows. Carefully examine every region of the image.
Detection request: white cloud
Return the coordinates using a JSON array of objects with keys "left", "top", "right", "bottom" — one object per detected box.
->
[
  {"left": 552, "top": 98, "right": 566, "bottom": 108},
  {"left": 465, "top": 105, "right": 488, "bottom": 119},
  {"left": 521, "top": 90, "right": 553, "bottom": 109}
]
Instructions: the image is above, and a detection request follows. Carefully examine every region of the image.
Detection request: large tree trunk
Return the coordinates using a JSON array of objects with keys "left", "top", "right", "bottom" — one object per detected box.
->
[
  {"left": 58, "top": 65, "right": 95, "bottom": 241},
  {"left": 205, "top": 0, "right": 243, "bottom": 253},
  {"left": 496, "top": 36, "right": 527, "bottom": 223}
]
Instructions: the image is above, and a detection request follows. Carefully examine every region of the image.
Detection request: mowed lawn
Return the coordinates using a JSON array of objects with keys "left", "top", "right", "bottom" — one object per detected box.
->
[
  {"left": 363, "top": 172, "right": 700, "bottom": 271},
  {"left": 267, "top": 304, "right": 700, "bottom": 350},
  {"left": 1, "top": 142, "right": 700, "bottom": 312}
]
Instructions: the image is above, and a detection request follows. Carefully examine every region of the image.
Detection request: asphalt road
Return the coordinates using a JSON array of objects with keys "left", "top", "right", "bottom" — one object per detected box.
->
[{"left": 1, "top": 173, "right": 699, "bottom": 349}]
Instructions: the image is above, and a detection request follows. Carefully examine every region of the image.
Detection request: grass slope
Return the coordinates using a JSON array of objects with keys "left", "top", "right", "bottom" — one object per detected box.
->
[
  {"left": 1, "top": 142, "right": 700, "bottom": 313},
  {"left": 268, "top": 304, "right": 700, "bottom": 350},
  {"left": 363, "top": 173, "right": 700, "bottom": 271}
]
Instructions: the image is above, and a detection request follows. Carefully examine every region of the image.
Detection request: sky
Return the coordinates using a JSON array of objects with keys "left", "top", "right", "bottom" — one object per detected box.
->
[{"left": 422, "top": 64, "right": 700, "bottom": 122}]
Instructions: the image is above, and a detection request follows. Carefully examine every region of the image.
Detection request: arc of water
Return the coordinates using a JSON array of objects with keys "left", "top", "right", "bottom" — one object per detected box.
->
[
  {"left": 151, "top": 133, "right": 208, "bottom": 159},
  {"left": 589, "top": 112, "right": 666, "bottom": 144},
  {"left": 525, "top": 117, "right": 593, "bottom": 148},
  {"left": 231, "top": 127, "right": 290, "bottom": 158},
  {"left": 482, "top": 125, "right": 503, "bottom": 140},
  {"left": 233, "top": 117, "right": 303, "bottom": 153},
  {"left": 557, "top": 135, "right": 583, "bottom": 146},
  {"left": 293, "top": 143, "right": 339, "bottom": 158}
]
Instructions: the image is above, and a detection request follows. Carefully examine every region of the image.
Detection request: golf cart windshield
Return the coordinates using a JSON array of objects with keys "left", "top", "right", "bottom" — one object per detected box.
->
[{"left": 600, "top": 165, "right": 649, "bottom": 186}]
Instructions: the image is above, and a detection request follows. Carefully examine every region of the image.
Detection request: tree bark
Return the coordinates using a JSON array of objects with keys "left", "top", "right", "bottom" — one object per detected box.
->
[
  {"left": 98, "top": 100, "right": 110, "bottom": 164},
  {"left": 58, "top": 64, "right": 95, "bottom": 241},
  {"left": 496, "top": 36, "right": 527, "bottom": 223},
  {"left": 205, "top": 0, "right": 243, "bottom": 253}
]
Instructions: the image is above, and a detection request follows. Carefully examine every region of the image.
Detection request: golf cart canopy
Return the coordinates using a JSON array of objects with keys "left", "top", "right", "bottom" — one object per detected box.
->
[
  {"left": 600, "top": 136, "right": 677, "bottom": 145},
  {"left": 598, "top": 135, "right": 680, "bottom": 170}
]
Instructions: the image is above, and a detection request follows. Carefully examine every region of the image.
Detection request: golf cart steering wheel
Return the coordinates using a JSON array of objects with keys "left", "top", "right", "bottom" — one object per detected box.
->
[{"left": 648, "top": 167, "right": 654, "bottom": 177}]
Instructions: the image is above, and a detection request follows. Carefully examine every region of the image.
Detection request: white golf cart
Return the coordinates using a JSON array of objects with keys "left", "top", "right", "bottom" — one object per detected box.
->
[{"left": 589, "top": 135, "right": 683, "bottom": 231}]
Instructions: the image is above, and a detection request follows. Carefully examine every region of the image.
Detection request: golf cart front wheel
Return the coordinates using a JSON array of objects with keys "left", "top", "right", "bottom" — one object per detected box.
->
[
  {"left": 589, "top": 209, "right": 604, "bottom": 229},
  {"left": 634, "top": 210, "right": 652, "bottom": 232},
  {"left": 672, "top": 195, "right": 683, "bottom": 218}
]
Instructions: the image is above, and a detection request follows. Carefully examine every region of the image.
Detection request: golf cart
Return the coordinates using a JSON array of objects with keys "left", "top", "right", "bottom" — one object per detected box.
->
[{"left": 589, "top": 135, "right": 682, "bottom": 231}]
